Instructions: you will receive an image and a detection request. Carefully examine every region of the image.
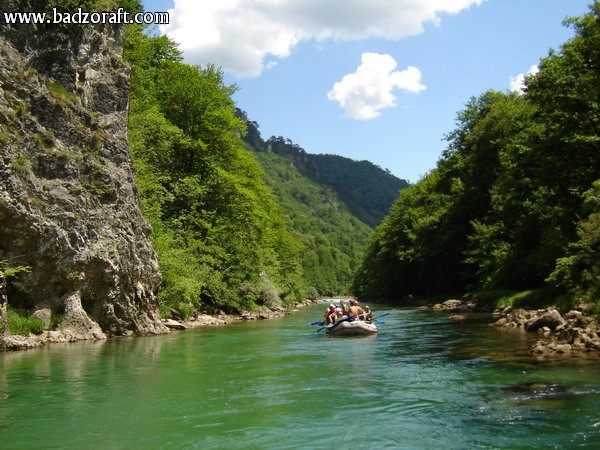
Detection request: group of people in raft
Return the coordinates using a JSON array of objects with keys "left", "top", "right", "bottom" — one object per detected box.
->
[{"left": 323, "top": 298, "right": 373, "bottom": 325}]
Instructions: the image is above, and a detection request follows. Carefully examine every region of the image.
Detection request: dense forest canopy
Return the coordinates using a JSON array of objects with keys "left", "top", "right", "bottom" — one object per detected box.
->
[
  {"left": 236, "top": 110, "right": 406, "bottom": 297},
  {"left": 309, "top": 154, "right": 409, "bottom": 227},
  {"left": 122, "top": 3, "right": 405, "bottom": 316},
  {"left": 354, "top": 2, "right": 600, "bottom": 313},
  {"left": 124, "top": 20, "right": 307, "bottom": 316}
]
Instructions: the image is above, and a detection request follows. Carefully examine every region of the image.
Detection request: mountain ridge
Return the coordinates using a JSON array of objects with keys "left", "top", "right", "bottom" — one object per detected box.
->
[
  {"left": 234, "top": 109, "right": 409, "bottom": 296},
  {"left": 236, "top": 109, "right": 409, "bottom": 227}
]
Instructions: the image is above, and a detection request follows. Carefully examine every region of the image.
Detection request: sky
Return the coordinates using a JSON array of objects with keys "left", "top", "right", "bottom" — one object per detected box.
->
[{"left": 141, "top": 0, "right": 593, "bottom": 183}]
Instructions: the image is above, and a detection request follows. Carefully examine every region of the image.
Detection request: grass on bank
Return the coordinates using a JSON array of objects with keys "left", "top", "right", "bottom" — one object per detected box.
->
[
  {"left": 470, "top": 287, "right": 577, "bottom": 313},
  {"left": 6, "top": 308, "right": 46, "bottom": 336}
]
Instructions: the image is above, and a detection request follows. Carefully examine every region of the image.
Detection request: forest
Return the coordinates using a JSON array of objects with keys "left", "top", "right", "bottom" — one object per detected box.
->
[
  {"left": 124, "top": 28, "right": 307, "bottom": 316},
  {"left": 40, "top": 0, "right": 598, "bottom": 321},
  {"left": 354, "top": 3, "right": 600, "bottom": 314},
  {"left": 121, "top": 1, "right": 404, "bottom": 317}
]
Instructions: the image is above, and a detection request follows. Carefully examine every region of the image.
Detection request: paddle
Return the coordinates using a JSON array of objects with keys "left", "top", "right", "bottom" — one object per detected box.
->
[
  {"left": 310, "top": 321, "right": 324, "bottom": 326},
  {"left": 368, "top": 312, "right": 389, "bottom": 326}
]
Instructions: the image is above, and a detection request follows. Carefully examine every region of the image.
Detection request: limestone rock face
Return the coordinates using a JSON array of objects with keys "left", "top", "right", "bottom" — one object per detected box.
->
[
  {"left": 0, "top": 272, "right": 8, "bottom": 336},
  {"left": 0, "top": 0, "right": 168, "bottom": 348}
]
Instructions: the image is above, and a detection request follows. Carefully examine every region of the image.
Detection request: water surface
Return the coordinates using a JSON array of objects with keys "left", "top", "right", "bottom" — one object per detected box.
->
[{"left": 1, "top": 306, "right": 599, "bottom": 448}]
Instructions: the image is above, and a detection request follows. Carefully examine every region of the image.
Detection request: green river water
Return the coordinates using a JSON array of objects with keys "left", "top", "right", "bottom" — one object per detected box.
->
[{"left": 1, "top": 305, "right": 599, "bottom": 449}]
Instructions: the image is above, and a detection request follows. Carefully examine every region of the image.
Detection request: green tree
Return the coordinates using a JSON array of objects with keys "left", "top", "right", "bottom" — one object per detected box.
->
[
  {"left": 549, "top": 180, "right": 600, "bottom": 302},
  {"left": 124, "top": 25, "right": 305, "bottom": 315},
  {"left": 354, "top": 3, "right": 600, "bottom": 305}
]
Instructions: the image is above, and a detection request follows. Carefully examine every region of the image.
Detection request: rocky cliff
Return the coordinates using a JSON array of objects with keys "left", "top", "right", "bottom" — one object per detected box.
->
[{"left": 0, "top": 0, "right": 167, "bottom": 349}]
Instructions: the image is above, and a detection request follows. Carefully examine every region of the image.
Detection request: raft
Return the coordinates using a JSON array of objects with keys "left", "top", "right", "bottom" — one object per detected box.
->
[{"left": 325, "top": 319, "right": 378, "bottom": 336}]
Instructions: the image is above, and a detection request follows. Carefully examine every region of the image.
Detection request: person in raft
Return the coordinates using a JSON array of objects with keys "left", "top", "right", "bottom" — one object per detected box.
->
[
  {"left": 359, "top": 305, "right": 373, "bottom": 322},
  {"left": 332, "top": 304, "right": 345, "bottom": 323},
  {"left": 324, "top": 304, "right": 336, "bottom": 324},
  {"left": 339, "top": 299, "right": 349, "bottom": 316},
  {"left": 348, "top": 298, "right": 363, "bottom": 321},
  {"left": 323, "top": 301, "right": 347, "bottom": 324}
]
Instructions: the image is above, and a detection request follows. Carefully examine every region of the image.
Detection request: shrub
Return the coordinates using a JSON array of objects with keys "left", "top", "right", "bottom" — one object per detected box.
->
[
  {"left": 256, "top": 279, "right": 280, "bottom": 308},
  {"left": 306, "top": 286, "right": 320, "bottom": 301},
  {"left": 12, "top": 154, "right": 31, "bottom": 172},
  {"left": 46, "top": 82, "right": 79, "bottom": 105}
]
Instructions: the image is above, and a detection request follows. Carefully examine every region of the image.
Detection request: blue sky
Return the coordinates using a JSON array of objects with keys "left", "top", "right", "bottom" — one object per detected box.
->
[{"left": 141, "top": 0, "right": 592, "bottom": 183}]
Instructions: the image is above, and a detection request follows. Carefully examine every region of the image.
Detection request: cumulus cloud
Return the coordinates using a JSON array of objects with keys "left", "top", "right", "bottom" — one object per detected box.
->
[
  {"left": 509, "top": 64, "right": 540, "bottom": 94},
  {"left": 327, "top": 53, "right": 426, "bottom": 120},
  {"left": 161, "top": 0, "right": 484, "bottom": 77}
]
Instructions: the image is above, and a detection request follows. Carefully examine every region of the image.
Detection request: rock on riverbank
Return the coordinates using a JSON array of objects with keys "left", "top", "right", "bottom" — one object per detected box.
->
[
  {"left": 417, "top": 297, "right": 599, "bottom": 357},
  {"left": 153, "top": 299, "right": 320, "bottom": 332},
  {"left": 493, "top": 306, "right": 600, "bottom": 356},
  {"left": 430, "top": 299, "right": 476, "bottom": 312}
]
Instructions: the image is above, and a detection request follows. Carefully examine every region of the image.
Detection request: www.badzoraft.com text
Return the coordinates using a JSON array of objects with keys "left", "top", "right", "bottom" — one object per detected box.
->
[{"left": 2, "top": 8, "right": 169, "bottom": 25}]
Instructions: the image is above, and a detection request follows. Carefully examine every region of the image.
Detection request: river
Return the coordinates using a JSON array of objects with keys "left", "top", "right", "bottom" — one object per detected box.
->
[{"left": 1, "top": 305, "right": 599, "bottom": 449}]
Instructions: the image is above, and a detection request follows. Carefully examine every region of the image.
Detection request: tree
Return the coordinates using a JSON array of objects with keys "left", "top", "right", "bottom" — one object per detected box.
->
[
  {"left": 354, "top": 3, "right": 600, "bottom": 305},
  {"left": 549, "top": 180, "right": 600, "bottom": 302},
  {"left": 124, "top": 25, "right": 305, "bottom": 315}
]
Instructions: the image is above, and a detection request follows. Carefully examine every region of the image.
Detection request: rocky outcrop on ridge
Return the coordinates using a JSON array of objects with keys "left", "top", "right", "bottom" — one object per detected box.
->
[{"left": 0, "top": 0, "right": 167, "bottom": 350}]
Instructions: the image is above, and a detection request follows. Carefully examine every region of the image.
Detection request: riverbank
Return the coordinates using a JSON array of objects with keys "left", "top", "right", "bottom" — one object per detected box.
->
[
  {"left": 175, "top": 299, "right": 320, "bottom": 330},
  {"left": 419, "top": 298, "right": 600, "bottom": 358},
  {"left": 0, "top": 298, "right": 321, "bottom": 351}
]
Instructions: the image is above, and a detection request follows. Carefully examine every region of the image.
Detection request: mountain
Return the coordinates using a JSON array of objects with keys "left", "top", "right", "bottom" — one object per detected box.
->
[
  {"left": 236, "top": 110, "right": 409, "bottom": 295},
  {"left": 237, "top": 110, "right": 409, "bottom": 228}
]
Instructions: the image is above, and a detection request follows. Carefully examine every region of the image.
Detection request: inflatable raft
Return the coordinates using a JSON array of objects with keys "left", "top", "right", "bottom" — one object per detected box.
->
[{"left": 325, "top": 319, "right": 378, "bottom": 336}]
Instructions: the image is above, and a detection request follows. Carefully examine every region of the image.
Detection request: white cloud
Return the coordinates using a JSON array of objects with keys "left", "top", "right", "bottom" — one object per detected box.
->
[
  {"left": 161, "top": 0, "right": 485, "bottom": 77},
  {"left": 509, "top": 64, "right": 540, "bottom": 94},
  {"left": 327, "top": 53, "right": 426, "bottom": 120}
]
